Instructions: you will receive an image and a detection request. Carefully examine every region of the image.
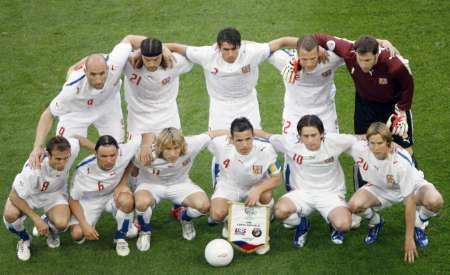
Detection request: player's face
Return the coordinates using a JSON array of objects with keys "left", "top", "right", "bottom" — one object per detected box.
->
[
  {"left": 48, "top": 149, "right": 71, "bottom": 171},
  {"left": 368, "top": 134, "right": 390, "bottom": 160},
  {"left": 356, "top": 52, "right": 378, "bottom": 73},
  {"left": 96, "top": 145, "right": 118, "bottom": 171},
  {"left": 219, "top": 42, "right": 240, "bottom": 63},
  {"left": 162, "top": 143, "right": 182, "bottom": 163},
  {"left": 231, "top": 129, "right": 253, "bottom": 155},
  {"left": 299, "top": 126, "right": 322, "bottom": 151},
  {"left": 142, "top": 55, "right": 162, "bottom": 72},
  {"left": 298, "top": 47, "right": 319, "bottom": 72},
  {"left": 86, "top": 62, "right": 108, "bottom": 89}
]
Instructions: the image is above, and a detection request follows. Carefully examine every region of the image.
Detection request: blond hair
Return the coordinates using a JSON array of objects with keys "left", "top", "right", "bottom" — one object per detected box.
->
[
  {"left": 155, "top": 127, "right": 187, "bottom": 159},
  {"left": 366, "top": 122, "right": 393, "bottom": 146}
]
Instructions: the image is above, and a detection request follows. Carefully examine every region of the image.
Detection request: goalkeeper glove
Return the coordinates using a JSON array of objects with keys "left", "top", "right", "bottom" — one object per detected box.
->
[
  {"left": 281, "top": 57, "right": 301, "bottom": 84},
  {"left": 386, "top": 105, "right": 408, "bottom": 138}
]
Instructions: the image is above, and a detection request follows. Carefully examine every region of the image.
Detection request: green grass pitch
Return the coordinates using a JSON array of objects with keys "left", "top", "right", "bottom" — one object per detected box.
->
[{"left": 0, "top": 0, "right": 449, "bottom": 273}]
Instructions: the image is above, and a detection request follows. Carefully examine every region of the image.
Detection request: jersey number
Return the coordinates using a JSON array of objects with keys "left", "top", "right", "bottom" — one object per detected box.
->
[
  {"left": 40, "top": 181, "right": 50, "bottom": 192},
  {"left": 283, "top": 120, "right": 292, "bottom": 134},
  {"left": 97, "top": 181, "right": 105, "bottom": 191},
  {"left": 293, "top": 153, "right": 303, "bottom": 165},
  {"left": 152, "top": 169, "right": 160, "bottom": 176},
  {"left": 356, "top": 157, "right": 368, "bottom": 171},
  {"left": 130, "top": 73, "right": 142, "bottom": 86},
  {"left": 223, "top": 159, "right": 230, "bottom": 168}
]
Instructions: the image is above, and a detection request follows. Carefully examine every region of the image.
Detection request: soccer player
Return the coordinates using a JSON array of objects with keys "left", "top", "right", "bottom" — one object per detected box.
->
[
  {"left": 209, "top": 117, "right": 282, "bottom": 255},
  {"left": 255, "top": 115, "right": 357, "bottom": 247},
  {"left": 130, "top": 127, "right": 227, "bottom": 251},
  {"left": 68, "top": 135, "right": 137, "bottom": 257},
  {"left": 3, "top": 136, "right": 79, "bottom": 261},
  {"left": 27, "top": 35, "right": 143, "bottom": 168},
  {"left": 124, "top": 37, "right": 193, "bottom": 144},
  {"left": 347, "top": 122, "right": 443, "bottom": 263},
  {"left": 313, "top": 34, "right": 416, "bottom": 188}
]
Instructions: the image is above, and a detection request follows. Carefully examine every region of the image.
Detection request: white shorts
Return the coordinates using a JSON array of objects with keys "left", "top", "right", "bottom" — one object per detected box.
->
[
  {"left": 19, "top": 191, "right": 68, "bottom": 213},
  {"left": 209, "top": 91, "right": 261, "bottom": 130},
  {"left": 211, "top": 183, "right": 252, "bottom": 202},
  {"left": 282, "top": 189, "right": 347, "bottom": 222},
  {"left": 56, "top": 90, "right": 125, "bottom": 143},
  {"left": 127, "top": 102, "right": 181, "bottom": 143},
  {"left": 135, "top": 180, "right": 205, "bottom": 205},
  {"left": 69, "top": 194, "right": 116, "bottom": 226},
  {"left": 362, "top": 180, "right": 434, "bottom": 210},
  {"left": 282, "top": 108, "right": 339, "bottom": 144}
]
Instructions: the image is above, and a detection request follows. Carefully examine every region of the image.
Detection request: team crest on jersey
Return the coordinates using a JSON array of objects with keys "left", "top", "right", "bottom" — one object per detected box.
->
[
  {"left": 321, "top": 69, "right": 332, "bottom": 77},
  {"left": 182, "top": 158, "right": 191, "bottom": 166},
  {"left": 241, "top": 64, "right": 251, "bottom": 74},
  {"left": 386, "top": 174, "right": 395, "bottom": 186},
  {"left": 161, "top": 76, "right": 171, "bottom": 85},
  {"left": 378, "top": 78, "right": 388, "bottom": 85},
  {"left": 211, "top": 67, "right": 219, "bottom": 75},
  {"left": 252, "top": 165, "right": 263, "bottom": 175},
  {"left": 323, "top": 157, "right": 334, "bottom": 163}
]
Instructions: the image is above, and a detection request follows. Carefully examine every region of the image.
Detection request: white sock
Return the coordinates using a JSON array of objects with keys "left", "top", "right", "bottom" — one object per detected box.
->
[
  {"left": 186, "top": 207, "right": 203, "bottom": 219},
  {"left": 115, "top": 210, "right": 134, "bottom": 239},
  {"left": 3, "top": 216, "right": 29, "bottom": 240},
  {"left": 416, "top": 206, "right": 437, "bottom": 228},
  {"left": 283, "top": 213, "right": 301, "bottom": 227},
  {"left": 359, "top": 208, "right": 380, "bottom": 226}
]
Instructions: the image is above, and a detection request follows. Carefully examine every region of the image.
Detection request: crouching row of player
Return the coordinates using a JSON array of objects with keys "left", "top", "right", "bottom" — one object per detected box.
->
[{"left": 3, "top": 116, "right": 443, "bottom": 263}]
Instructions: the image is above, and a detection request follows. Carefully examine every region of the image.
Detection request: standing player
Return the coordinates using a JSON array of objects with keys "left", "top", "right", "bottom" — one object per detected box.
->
[
  {"left": 27, "top": 35, "right": 144, "bottom": 168},
  {"left": 164, "top": 27, "right": 296, "bottom": 186},
  {"left": 255, "top": 115, "right": 357, "bottom": 247},
  {"left": 130, "top": 128, "right": 226, "bottom": 251},
  {"left": 348, "top": 122, "right": 443, "bottom": 263},
  {"left": 3, "top": 136, "right": 79, "bottom": 261},
  {"left": 209, "top": 117, "right": 282, "bottom": 255},
  {"left": 124, "top": 37, "right": 193, "bottom": 144},
  {"left": 313, "top": 34, "right": 416, "bottom": 188},
  {"left": 69, "top": 135, "right": 137, "bottom": 257}
]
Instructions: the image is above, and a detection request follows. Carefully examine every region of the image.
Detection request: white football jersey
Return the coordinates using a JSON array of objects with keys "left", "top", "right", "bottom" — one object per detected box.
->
[
  {"left": 133, "top": 134, "right": 211, "bottom": 186},
  {"left": 208, "top": 136, "right": 281, "bottom": 189},
  {"left": 186, "top": 42, "right": 270, "bottom": 100},
  {"left": 269, "top": 49, "right": 344, "bottom": 118},
  {"left": 13, "top": 138, "right": 80, "bottom": 198},
  {"left": 49, "top": 43, "right": 132, "bottom": 117},
  {"left": 349, "top": 141, "right": 417, "bottom": 198},
  {"left": 70, "top": 143, "right": 138, "bottom": 200},
  {"left": 269, "top": 133, "right": 357, "bottom": 192}
]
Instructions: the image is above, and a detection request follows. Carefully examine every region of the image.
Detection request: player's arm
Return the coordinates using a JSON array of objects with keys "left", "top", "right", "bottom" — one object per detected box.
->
[
  {"left": 164, "top": 43, "right": 188, "bottom": 56},
  {"left": 268, "top": 37, "right": 298, "bottom": 53},
  {"left": 68, "top": 197, "right": 100, "bottom": 240},
  {"left": 121, "top": 34, "right": 147, "bottom": 50},
  {"left": 253, "top": 129, "right": 273, "bottom": 139},
  {"left": 207, "top": 129, "right": 229, "bottom": 138},
  {"left": 376, "top": 39, "right": 400, "bottom": 58},
  {"left": 28, "top": 107, "right": 54, "bottom": 169},
  {"left": 72, "top": 135, "right": 95, "bottom": 153},
  {"left": 245, "top": 171, "right": 282, "bottom": 206},
  {"left": 9, "top": 190, "right": 49, "bottom": 236},
  {"left": 138, "top": 132, "right": 156, "bottom": 166},
  {"left": 403, "top": 193, "right": 418, "bottom": 263}
]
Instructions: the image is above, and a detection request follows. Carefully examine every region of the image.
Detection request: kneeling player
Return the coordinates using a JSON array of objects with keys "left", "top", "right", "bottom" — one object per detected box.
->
[
  {"left": 209, "top": 117, "right": 282, "bottom": 255},
  {"left": 132, "top": 128, "right": 226, "bottom": 251},
  {"left": 348, "top": 122, "right": 444, "bottom": 263},
  {"left": 3, "top": 137, "right": 78, "bottom": 261},
  {"left": 256, "top": 115, "right": 356, "bottom": 247},
  {"left": 69, "top": 135, "right": 137, "bottom": 256}
]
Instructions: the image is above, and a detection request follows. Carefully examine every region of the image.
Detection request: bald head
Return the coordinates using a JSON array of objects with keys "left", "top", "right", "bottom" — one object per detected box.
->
[{"left": 85, "top": 54, "right": 108, "bottom": 89}]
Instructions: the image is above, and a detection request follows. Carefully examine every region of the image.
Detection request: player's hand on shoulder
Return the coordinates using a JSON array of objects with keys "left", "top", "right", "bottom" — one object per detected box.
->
[
  {"left": 318, "top": 46, "right": 330, "bottom": 63},
  {"left": 380, "top": 39, "right": 399, "bottom": 59},
  {"left": 28, "top": 147, "right": 45, "bottom": 169},
  {"left": 138, "top": 145, "right": 153, "bottom": 166},
  {"left": 162, "top": 46, "right": 176, "bottom": 68},
  {"left": 128, "top": 50, "right": 143, "bottom": 69}
]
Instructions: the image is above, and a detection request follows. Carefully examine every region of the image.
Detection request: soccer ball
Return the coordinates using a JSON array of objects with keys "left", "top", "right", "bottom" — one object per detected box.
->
[{"left": 204, "top": 239, "right": 234, "bottom": 267}]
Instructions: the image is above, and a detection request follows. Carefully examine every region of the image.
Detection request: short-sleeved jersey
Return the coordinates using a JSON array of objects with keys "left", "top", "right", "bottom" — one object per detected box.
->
[
  {"left": 349, "top": 141, "right": 417, "bottom": 198},
  {"left": 186, "top": 42, "right": 271, "bottom": 100},
  {"left": 70, "top": 143, "right": 138, "bottom": 200},
  {"left": 124, "top": 53, "right": 193, "bottom": 113},
  {"left": 269, "top": 49, "right": 344, "bottom": 117},
  {"left": 49, "top": 43, "right": 132, "bottom": 117},
  {"left": 208, "top": 136, "right": 281, "bottom": 189},
  {"left": 133, "top": 134, "right": 211, "bottom": 186},
  {"left": 269, "top": 133, "right": 357, "bottom": 192},
  {"left": 314, "top": 33, "right": 414, "bottom": 111},
  {"left": 13, "top": 138, "right": 80, "bottom": 198}
]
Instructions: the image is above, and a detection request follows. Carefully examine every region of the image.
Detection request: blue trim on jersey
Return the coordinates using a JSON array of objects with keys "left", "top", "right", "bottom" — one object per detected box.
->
[
  {"left": 281, "top": 48, "right": 295, "bottom": 57},
  {"left": 253, "top": 137, "right": 270, "bottom": 143},
  {"left": 398, "top": 151, "right": 413, "bottom": 166},
  {"left": 76, "top": 156, "right": 96, "bottom": 169},
  {"left": 284, "top": 164, "right": 292, "bottom": 192},
  {"left": 213, "top": 163, "right": 220, "bottom": 189},
  {"left": 66, "top": 74, "right": 85, "bottom": 86}
]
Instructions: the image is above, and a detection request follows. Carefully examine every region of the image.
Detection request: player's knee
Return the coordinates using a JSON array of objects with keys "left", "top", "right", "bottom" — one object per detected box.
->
[
  {"left": 332, "top": 218, "right": 351, "bottom": 232},
  {"left": 210, "top": 207, "right": 227, "bottom": 222},
  {"left": 197, "top": 200, "right": 210, "bottom": 214},
  {"left": 424, "top": 193, "right": 444, "bottom": 212},
  {"left": 70, "top": 225, "right": 83, "bottom": 241},
  {"left": 135, "top": 197, "right": 153, "bottom": 212},
  {"left": 117, "top": 192, "right": 134, "bottom": 213},
  {"left": 259, "top": 191, "right": 273, "bottom": 205},
  {"left": 274, "top": 203, "right": 292, "bottom": 220},
  {"left": 347, "top": 199, "right": 362, "bottom": 213},
  {"left": 52, "top": 217, "right": 69, "bottom": 231},
  {"left": 3, "top": 213, "right": 19, "bottom": 224}
]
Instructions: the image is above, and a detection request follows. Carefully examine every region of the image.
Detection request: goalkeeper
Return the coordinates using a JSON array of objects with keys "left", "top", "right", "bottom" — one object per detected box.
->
[{"left": 312, "top": 34, "right": 416, "bottom": 189}]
